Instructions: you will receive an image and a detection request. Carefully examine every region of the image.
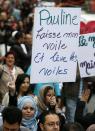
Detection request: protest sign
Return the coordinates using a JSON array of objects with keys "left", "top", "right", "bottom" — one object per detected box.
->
[
  {"left": 78, "top": 33, "right": 95, "bottom": 77},
  {"left": 30, "top": 7, "right": 81, "bottom": 83}
]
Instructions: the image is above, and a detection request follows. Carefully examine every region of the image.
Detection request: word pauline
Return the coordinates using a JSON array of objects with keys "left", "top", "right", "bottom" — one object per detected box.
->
[
  {"left": 80, "top": 60, "right": 95, "bottom": 75},
  {"left": 39, "top": 9, "right": 78, "bottom": 26},
  {"left": 39, "top": 66, "right": 68, "bottom": 76}
]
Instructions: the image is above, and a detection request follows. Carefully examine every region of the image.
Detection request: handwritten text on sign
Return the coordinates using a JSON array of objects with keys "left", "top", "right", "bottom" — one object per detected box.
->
[
  {"left": 78, "top": 33, "right": 95, "bottom": 77},
  {"left": 30, "top": 7, "right": 81, "bottom": 83}
]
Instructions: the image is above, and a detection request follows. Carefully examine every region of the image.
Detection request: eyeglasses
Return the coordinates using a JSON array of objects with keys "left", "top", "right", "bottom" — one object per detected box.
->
[{"left": 45, "top": 121, "right": 60, "bottom": 127}]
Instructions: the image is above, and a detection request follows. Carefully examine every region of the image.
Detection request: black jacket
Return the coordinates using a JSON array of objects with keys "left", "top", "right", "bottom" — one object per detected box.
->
[
  {"left": 10, "top": 44, "right": 31, "bottom": 72},
  {"left": 75, "top": 99, "right": 95, "bottom": 129}
]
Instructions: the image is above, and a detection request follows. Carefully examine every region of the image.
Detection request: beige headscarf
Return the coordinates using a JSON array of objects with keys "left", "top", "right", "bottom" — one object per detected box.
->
[{"left": 37, "top": 85, "right": 55, "bottom": 112}]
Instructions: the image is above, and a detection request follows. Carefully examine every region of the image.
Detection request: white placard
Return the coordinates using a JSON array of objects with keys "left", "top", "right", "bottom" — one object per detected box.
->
[
  {"left": 78, "top": 33, "right": 95, "bottom": 77},
  {"left": 30, "top": 7, "right": 81, "bottom": 83}
]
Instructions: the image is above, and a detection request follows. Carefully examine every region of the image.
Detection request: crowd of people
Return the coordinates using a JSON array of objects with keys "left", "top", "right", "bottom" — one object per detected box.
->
[{"left": 0, "top": 0, "right": 95, "bottom": 131}]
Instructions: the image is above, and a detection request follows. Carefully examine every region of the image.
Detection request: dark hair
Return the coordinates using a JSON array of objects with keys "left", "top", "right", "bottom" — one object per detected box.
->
[
  {"left": 56, "top": 96, "right": 65, "bottom": 109},
  {"left": 38, "top": 111, "right": 62, "bottom": 131},
  {"left": 2, "top": 106, "right": 22, "bottom": 124},
  {"left": 3, "top": 51, "right": 16, "bottom": 65},
  {"left": 62, "top": 122, "right": 84, "bottom": 131},
  {"left": 5, "top": 51, "right": 16, "bottom": 58},
  {"left": 39, "top": 111, "right": 59, "bottom": 124},
  {"left": 15, "top": 74, "right": 30, "bottom": 94},
  {"left": 15, "top": 31, "right": 23, "bottom": 40},
  {"left": 43, "top": 86, "right": 55, "bottom": 99}
]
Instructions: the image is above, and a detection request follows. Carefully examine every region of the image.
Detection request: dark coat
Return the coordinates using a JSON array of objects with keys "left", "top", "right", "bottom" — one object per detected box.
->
[
  {"left": 75, "top": 99, "right": 95, "bottom": 129},
  {"left": 10, "top": 44, "right": 31, "bottom": 72}
]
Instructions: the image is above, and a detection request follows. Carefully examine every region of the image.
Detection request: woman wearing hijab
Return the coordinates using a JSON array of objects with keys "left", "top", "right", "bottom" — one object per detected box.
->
[
  {"left": 18, "top": 96, "right": 38, "bottom": 131},
  {"left": 37, "top": 85, "right": 57, "bottom": 115},
  {"left": 37, "top": 86, "right": 66, "bottom": 129}
]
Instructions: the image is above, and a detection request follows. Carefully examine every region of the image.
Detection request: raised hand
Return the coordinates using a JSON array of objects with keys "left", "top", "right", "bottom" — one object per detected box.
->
[
  {"left": 50, "top": 96, "right": 56, "bottom": 106},
  {"left": 7, "top": 81, "right": 15, "bottom": 95},
  {"left": 80, "top": 88, "right": 91, "bottom": 102}
]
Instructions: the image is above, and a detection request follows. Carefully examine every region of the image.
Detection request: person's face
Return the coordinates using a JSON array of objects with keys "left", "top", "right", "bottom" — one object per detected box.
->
[
  {"left": 40, "top": 114, "right": 60, "bottom": 131},
  {"left": 1, "top": 12, "right": 8, "bottom": 21},
  {"left": 45, "top": 89, "right": 55, "bottom": 105},
  {"left": 25, "top": 34, "right": 32, "bottom": 45},
  {"left": 19, "top": 77, "right": 30, "bottom": 94},
  {"left": 5, "top": 54, "right": 15, "bottom": 67},
  {"left": 18, "top": 33, "right": 25, "bottom": 44},
  {"left": 3, "top": 121, "right": 20, "bottom": 131},
  {"left": 22, "top": 103, "right": 35, "bottom": 119}
]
